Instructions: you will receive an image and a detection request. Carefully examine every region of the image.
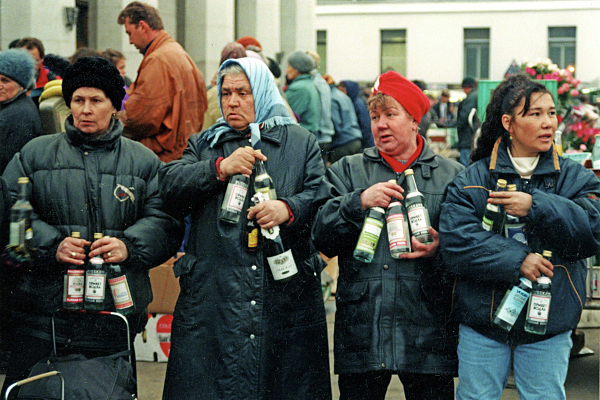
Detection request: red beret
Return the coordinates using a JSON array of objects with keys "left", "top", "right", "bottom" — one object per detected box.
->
[
  {"left": 372, "top": 71, "right": 430, "bottom": 123},
  {"left": 236, "top": 36, "right": 262, "bottom": 51}
]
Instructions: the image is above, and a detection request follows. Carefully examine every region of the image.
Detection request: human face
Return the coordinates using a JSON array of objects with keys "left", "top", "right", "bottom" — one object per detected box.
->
[
  {"left": 25, "top": 47, "right": 42, "bottom": 73},
  {"left": 221, "top": 73, "right": 255, "bottom": 131},
  {"left": 0, "top": 74, "right": 23, "bottom": 103},
  {"left": 124, "top": 18, "right": 147, "bottom": 53},
  {"left": 116, "top": 58, "right": 126, "bottom": 77},
  {"left": 370, "top": 96, "right": 419, "bottom": 159},
  {"left": 286, "top": 65, "right": 299, "bottom": 82},
  {"left": 503, "top": 92, "right": 557, "bottom": 157},
  {"left": 71, "top": 87, "right": 116, "bottom": 135}
]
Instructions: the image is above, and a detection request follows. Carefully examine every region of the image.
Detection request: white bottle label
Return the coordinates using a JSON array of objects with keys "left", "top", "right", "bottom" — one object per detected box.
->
[
  {"left": 109, "top": 275, "right": 134, "bottom": 309},
  {"left": 496, "top": 286, "right": 529, "bottom": 325},
  {"left": 225, "top": 183, "right": 248, "bottom": 213},
  {"left": 407, "top": 205, "right": 428, "bottom": 234},
  {"left": 85, "top": 273, "right": 106, "bottom": 299},
  {"left": 67, "top": 272, "right": 85, "bottom": 301},
  {"left": 387, "top": 213, "right": 408, "bottom": 250},
  {"left": 527, "top": 293, "right": 551, "bottom": 322},
  {"left": 9, "top": 221, "right": 22, "bottom": 246},
  {"left": 267, "top": 249, "right": 298, "bottom": 280}
]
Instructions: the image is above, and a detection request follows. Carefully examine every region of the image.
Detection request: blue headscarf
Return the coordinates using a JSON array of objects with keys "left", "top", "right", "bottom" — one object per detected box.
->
[{"left": 202, "top": 57, "right": 296, "bottom": 149}]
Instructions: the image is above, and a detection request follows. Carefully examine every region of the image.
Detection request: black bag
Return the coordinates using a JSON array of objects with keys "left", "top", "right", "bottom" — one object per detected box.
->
[{"left": 17, "top": 351, "right": 136, "bottom": 400}]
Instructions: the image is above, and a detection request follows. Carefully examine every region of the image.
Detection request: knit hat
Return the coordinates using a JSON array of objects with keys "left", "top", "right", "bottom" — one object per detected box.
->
[
  {"left": 236, "top": 36, "right": 262, "bottom": 51},
  {"left": 219, "top": 42, "right": 246, "bottom": 66},
  {"left": 372, "top": 71, "right": 430, "bottom": 123},
  {"left": 0, "top": 49, "right": 36, "bottom": 88},
  {"left": 287, "top": 50, "right": 315, "bottom": 74},
  {"left": 462, "top": 77, "right": 477, "bottom": 88},
  {"left": 62, "top": 56, "right": 125, "bottom": 110}
]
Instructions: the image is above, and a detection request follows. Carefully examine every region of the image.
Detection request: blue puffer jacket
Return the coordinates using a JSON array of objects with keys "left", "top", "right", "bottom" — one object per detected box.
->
[{"left": 439, "top": 139, "right": 600, "bottom": 344}]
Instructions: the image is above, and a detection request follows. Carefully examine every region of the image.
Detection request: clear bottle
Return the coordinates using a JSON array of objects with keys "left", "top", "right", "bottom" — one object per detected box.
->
[
  {"left": 554, "top": 130, "right": 563, "bottom": 157},
  {"left": 220, "top": 174, "right": 250, "bottom": 224},
  {"left": 353, "top": 207, "right": 386, "bottom": 263},
  {"left": 492, "top": 276, "right": 533, "bottom": 331},
  {"left": 593, "top": 134, "right": 600, "bottom": 169},
  {"left": 62, "top": 231, "right": 85, "bottom": 310},
  {"left": 85, "top": 233, "right": 107, "bottom": 311},
  {"left": 404, "top": 169, "right": 434, "bottom": 244},
  {"left": 482, "top": 179, "right": 507, "bottom": 234},
  {"left": 107, "top": 262, "right": 135, "bottom": 315},
  {"left": 385, "top": 179, "right": 411, "bottom": 258},
  {"left": 9, "top": 177, "right": 33, "bottom": 253},
  {"left": 524, "top": 250, "right": 553, "bottom": 335},
  {"left": 504, "top": 184, "right": 527, "bottom": 244},
  {"left": 253, "top": 151, "right": 277, "bottom": 202}
]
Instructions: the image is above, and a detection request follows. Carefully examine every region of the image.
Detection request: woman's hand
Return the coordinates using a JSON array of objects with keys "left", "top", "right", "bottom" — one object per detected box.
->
[
  {"left": 360, "top": 181, "right": 404, "bottom": 210},
  {"left": 56, "top": 237, "right": 91, "bottom": 265},
  {"left": 520, "top": 252, "right": 553, "bottom": 281},
  {"left": 247, "top": 200, "right": 290, "bottom": 229},
  {"left": 399, "top": 227, "right": 439, "bottom": 259},
  {"left": 488, "top": 190, "right": 532, "bottom": 218},
  {"left": 89, "top": 237, "right": 129, "bottom": 263},
  {"left": 219, "top": 147, "right": 267, "bottom": 180}
]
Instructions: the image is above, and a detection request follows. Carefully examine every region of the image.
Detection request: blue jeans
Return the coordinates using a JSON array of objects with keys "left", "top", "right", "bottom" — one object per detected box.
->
[
  {"left": 459, "top": 148, "right": 471, "bottom": 166},
  {"left": 456, "top": 324, "right": 572, "bottom": 400}
]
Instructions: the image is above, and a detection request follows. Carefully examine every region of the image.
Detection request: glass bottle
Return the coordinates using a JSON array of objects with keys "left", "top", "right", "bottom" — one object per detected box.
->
[
  {"left": 492, "top": 276, "right": 533, "bottom": 331},
  {"left": 482, "top": 179, "right": 507, "bottom": 234},
  {"left": 353, "top": 207, "right": 386, "bottom": 263},
  {"left": 262, "top": 225, "right": 298, "bottom": 282},
  {"left": 593, "top": 134, "right": 600, "bottom": 169},
  {"left": 504, "top": 184, "right": 527, "bottom": 244},
  {"left": 107, "top": 262, "right": 135, "bottom": 315},
  {"left": 554, "top": 130, "right": 563, "bottom": 156},
  {"left": 404, "top": 169, "right": 434, "bottom": 244},
  {"left": 245, "top": 217, "right": 259, "bottom": 252},
  {"left": 9, "top": 177, "right": 33, "bottom": 253},
  {"left": 386, "top": 179, "right": 410, "bottom": 258},
  {"left": 524, "top": 250, "right": 553, "bottom": 335},
  {"left": 219, "top": 174, "right": 250, "bottom": 224},
  {"left": 85, "top": 233, "right": 107, "bottom": 311},
  {"left": 253, "top": 151, "right": 277, "bottom": 202},
  {"left": 62, "top": 231, "right": 85, "bottom": 310}
]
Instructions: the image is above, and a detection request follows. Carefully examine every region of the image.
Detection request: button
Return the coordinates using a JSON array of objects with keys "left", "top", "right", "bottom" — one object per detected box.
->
[
  {"left": 67, "top": 339, "right": 72, "bottom": 344},
  {"left": 250, "top": 300, "right": 256, "bottom": 306},
  {"left": 84, "top": 152, "right": 88, "bottom": 156},
  {"left": 383, "top": 264, "right": 389, "bottom": 270},
  {"left": 251, "top": 265, "right": 257, "bottom": 271},
  {"left": 250, "top": 334, "right": 255, "bottom": 340},
  {"left": 381, "top": 363, "right": 386, "bottom": 368}
]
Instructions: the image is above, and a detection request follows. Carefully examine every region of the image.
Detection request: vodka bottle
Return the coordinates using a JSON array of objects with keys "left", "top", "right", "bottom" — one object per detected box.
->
[
  {"left": 492, "top": 276, "right": 533, "bottom": 331},
  {"left": 404, "top": 169, "right": 434, "bottom": 244},
  {"left": 85, "top": 233, "right": 107, "bottom": 311},
  {"left": 504, "top": 184, "right": 527, "bottom": 244},
  {"left": 353, "top": 207, "right": 386, "bottom": 263},
  {"left": 62, "top": 232, "right": 85, "bottom": 310},
  {"left": 220, "top": 174, "right": 250, "bottom": 224},
  {"left": 9, "top": 177, "right": 33, "bottom": 253},
  {"left": 482, "top": 179, "right": 507, "bottom": 234},
  {"left": 524, "top": 251, "right": 553, "bottom": 334},
  {"left": 107, "top": 261, "right": 135, "bottom": 315},
  {"left": 386, "top": 179, "right": 410, "bottom": 258}
]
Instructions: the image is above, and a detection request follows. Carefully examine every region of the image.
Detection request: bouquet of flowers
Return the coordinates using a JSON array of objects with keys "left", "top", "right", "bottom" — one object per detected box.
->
[{"left": 561, "top": 104, "right": 600, "bottom": 152}]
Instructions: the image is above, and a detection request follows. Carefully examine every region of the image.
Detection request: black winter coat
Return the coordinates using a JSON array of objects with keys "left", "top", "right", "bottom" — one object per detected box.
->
[
  {"left": 312, "top": 142, "right": 463, "bottom": 375},
  {"left": 2, "top": 117, "right": 182, "bottom": 345},
  {"left": 159, "top": 124, "right": 331, "bottom": 400}
]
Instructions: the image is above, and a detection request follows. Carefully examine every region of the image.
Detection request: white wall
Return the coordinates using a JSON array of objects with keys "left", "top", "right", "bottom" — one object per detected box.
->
[{"left": 316, "top": 1, "right": 600, "bottom": 86}]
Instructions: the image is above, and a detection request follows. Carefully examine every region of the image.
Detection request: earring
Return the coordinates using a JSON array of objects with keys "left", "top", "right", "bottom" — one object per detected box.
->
[{"left": 509, "top": 136, "right": 513, "bottom": 140}]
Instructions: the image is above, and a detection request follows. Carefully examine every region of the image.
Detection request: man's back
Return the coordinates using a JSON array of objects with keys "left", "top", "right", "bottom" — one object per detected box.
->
[{"left": 285, "top": 74, "right": 321, "bottom": 136}]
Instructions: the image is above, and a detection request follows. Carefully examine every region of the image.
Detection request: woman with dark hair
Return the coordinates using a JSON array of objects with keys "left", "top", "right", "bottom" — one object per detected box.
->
[
  {"left": 439, "top": 74, "right": 600, "bottom": 399},
  {"left": 1, "top": 56, "right": 181, "bottom": 398}
]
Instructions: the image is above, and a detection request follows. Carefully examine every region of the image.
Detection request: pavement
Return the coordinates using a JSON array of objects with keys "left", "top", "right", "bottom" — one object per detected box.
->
[{"left": 1, "top": 300, "right": 598, "bottom": 399}]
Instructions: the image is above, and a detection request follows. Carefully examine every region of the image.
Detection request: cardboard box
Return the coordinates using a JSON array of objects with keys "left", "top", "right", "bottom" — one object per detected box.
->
[
  {"left": 134, "top": 313, "right": 172, "bottom": 362},
  {"left": 147, "top": 253, "right": 183, "bottom": 314}
]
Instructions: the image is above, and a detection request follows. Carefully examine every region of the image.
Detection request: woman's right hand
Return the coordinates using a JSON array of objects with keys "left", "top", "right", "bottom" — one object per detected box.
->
[
  {"left": 219, "top": 147, "right": 267, "bottom": 180},
  {"left": 56, "top": 237, "right": 91, "bottom": 265},
  {"left": 360, "top": 181, "right": 404, "bottom": 210},
  {"left": 520, "top": 252, "right": 553, "bottom": 281}
]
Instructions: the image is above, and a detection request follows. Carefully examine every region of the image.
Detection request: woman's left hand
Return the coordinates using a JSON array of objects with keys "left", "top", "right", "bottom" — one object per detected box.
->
[
  {"left": 399, "top": 226, "right": 439, "bottom": 259},
  {"left": 89, "top": 237, "right": 129, "bottom": 263},
  {"left": 488, "top": 190, "right": 532, "bottom": 217}
]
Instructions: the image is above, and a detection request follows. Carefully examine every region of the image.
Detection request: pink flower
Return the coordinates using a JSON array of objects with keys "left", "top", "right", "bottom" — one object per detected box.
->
[
  {"left": 537, "top": 74, "right": 542, "bottom": 80},
  {"left": 581, "top": 144, "right": 588, "bottom": 151},
  {"left": 571, "top": 89, "right": 579, "bottom": 96},
  {"left": 558, "top": 87, "right": 565, "bottom": 95}
]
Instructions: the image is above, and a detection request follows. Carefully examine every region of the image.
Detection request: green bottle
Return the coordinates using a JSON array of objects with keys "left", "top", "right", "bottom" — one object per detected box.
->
[{"left": 353, "top": 207, "right": 386, "bottom": 263}]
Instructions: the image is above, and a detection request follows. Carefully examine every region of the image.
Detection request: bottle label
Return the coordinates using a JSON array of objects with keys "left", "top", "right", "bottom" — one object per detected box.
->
[
  {"left": 594, "top": 160, "right": 600, "bottom": 169},
  {"left": 505, "top": 222, "right": 527, "bottom": 244},
  {"left": 85, "top": 271, "right": 106, "bottom": 300},
  {"left": 387, "top": 213, "right": 409, "bottom": 250},
  {"left": 225, "top": 182, "right": 248, "bottom": 213},
  {"left": 356, "top": 217, "right": 384, "bottom": 254},
  {"left": 267, "top": 249, "right": 298, "bottom": 280},
  {"left": 66, "top": 270, "right": 85, "bottom": 303},
  {"left": 526, "top": 293, "right": 551, "bottom": 322},
  {"left": 495, "top": 286, "right": 530, "bottom": 325},
  {"left": 407, "top": 204, "right": 428, "bottom": 234},
  {"left": 109, "top": 275, "right": 134, "bottom": 309},
  {"left": 248, "top": 228, "right": 258, "bottom": 249},
  {"left": 9, "top": 221, "right": 23, "bottom": 246},
  {"left": 482, "top": 216, "right": 493, "bottom": 231}
]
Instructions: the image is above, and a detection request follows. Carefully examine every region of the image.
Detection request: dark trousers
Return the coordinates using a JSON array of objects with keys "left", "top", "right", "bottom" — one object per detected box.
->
[{"left": 339, "top": 371, "right": 454, "bottom": 400}]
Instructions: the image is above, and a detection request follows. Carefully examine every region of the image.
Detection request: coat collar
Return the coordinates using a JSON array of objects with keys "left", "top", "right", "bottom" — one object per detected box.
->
[
  {"left": 213, "top": 124, "right": 284, "bottom": 147},
  {"left": 488, "top": 136, "right": 560, "bottom": 176},
  {"left": 364, "top": 138, "right": 439, "bottom": 172},
  {"left": 65, "top": 115, "right": 123, "bottom": 150}
]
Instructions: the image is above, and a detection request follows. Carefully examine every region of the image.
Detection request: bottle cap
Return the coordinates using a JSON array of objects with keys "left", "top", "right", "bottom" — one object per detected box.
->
[
  {"left": 404, "top": 169, "right": 414, "bottom": 176},
  {"left": 542, "top": 250, "right": 552, "bottom": 259},
  {"left": 372, "top": 207, "right": 385, "bottom": 214},
  {"left": 93, "top": 232, "right": 103, "bottom": 240},
  {"left": 507, "top": 184, "right": 517, "bottom": 192},
  {"left": 17, "top": 177, "right": 29, "bottom": 184},
  {"left": 537, "top": 276, "right": 551, "bottom": 284},
  {"left": 71, "top": 232, "right": 81, "bottom": 238},
  {"left": 388, "top": 179, "right": 396, "bottom": 184},
  {"left": 520, "top": 277, "right": 533, "bottom": 288},
  {"left": 497, "top": 179, "right": 507, "bottom": 188},
  {"left": 89, "top": 256, "right": 104, "bottom": 265}
]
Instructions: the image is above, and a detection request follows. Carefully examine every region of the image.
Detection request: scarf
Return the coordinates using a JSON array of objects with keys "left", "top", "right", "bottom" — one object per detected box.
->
[
  {"left": 379, "top": 134, "right": 424, "bottom": 173},
  {"left": 202, "top": 57, "right": 296, "bottom": 149}
]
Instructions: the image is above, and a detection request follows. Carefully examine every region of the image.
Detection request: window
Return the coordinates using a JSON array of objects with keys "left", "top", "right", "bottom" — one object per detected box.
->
[
  {"left": 316, "top": 30, "right": 327, "bottom": 75},
  {"left": 464, "top": 28, "right": 489, "bottom": 80},
  {"left": 549, "top": 27, "right": 576, "bottom": 71},
  {"left": 380, "top": 29, "right": 406, "bottom": 75}
]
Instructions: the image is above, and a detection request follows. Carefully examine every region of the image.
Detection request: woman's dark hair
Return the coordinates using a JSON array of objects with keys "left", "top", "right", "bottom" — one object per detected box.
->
[{"left": 471, "top": 74, "right": 553, "bottom": 162}]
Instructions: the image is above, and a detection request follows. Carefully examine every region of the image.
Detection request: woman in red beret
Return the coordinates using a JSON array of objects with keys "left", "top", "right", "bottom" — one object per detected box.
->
[{"left": 312, "top": 70, "right": 464, "bottom": 400}]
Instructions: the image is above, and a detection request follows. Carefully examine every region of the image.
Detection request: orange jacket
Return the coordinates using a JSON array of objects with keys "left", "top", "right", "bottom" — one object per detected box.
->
[{"left": 123, "top": 31, "right": 207, "bottom": 162}]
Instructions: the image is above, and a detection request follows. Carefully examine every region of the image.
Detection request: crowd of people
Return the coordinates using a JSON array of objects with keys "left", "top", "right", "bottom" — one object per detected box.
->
[{"left": 0, "top": 1, "right": 598, "bottom": 400}]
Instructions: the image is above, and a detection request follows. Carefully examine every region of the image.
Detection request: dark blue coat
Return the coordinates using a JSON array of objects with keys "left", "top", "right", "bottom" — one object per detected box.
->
[
  {"left": 343, "top": 80, "right": 374, "bottom": 149},
  {"left": 439, "top": 140, "right": 600, "bottom": 344}
]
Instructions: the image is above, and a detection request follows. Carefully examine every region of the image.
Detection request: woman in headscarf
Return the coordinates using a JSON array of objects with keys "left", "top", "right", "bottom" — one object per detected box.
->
[
  {"left": 1, "top": 56, "right": 182, "bottom": 398},
  {"left": 159, "top": 57, "right": 331, "bottom": 400}
]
